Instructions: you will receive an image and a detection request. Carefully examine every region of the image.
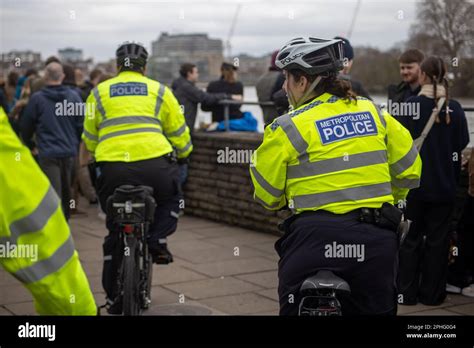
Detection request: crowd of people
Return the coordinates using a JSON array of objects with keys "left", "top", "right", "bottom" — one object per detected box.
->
[
  {"left": 0, "top": 35, "right": 473, "bottom": 314},
  {"left": 0, "top": 59, "right": 109, "bottom": 220}
]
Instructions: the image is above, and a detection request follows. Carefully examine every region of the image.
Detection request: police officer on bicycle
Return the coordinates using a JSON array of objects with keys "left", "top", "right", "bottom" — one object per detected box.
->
[
  {"left": 250, "top": 37, "right": 422, "bottom": 315},
  {"left": 82, "top": 42, "right": 192, "bottom": 313}
]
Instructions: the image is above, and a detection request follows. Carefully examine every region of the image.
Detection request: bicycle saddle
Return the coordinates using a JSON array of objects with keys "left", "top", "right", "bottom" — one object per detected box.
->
[
  {"left": 300, "top": 270, "right": 351, "bottom": 293},
  {"left": 115, "top": 185, "right": 154, "bottom": 196}
]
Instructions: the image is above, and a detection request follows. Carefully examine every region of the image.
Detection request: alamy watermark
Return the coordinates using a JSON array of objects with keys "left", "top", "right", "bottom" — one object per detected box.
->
[
  {"left": 18, "top": 322, "right": 55, "bottom": 341},
  {"left": 0, "top": 242, "right": 38, "bottom": 262},
  {"left": 55, "top": 100, "right": 95, "bottom": 118},
  {"left": 383, "top": 100, "right": 420, "bottom": 120},
  {"left": 217, "top": 146, "right": 256, "bottom": 166},
  {"left": 324, "top": 241, "right": 365, "bottom": 262}
]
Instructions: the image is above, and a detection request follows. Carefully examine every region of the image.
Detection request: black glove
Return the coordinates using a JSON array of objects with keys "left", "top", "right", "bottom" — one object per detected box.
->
[{"left": 177, "top": 157, "right": 189, "bottom": 165}]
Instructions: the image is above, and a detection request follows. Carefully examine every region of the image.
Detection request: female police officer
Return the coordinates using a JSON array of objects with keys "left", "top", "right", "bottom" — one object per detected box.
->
[{"left": 250, "top": 37, "right": 422, "bottom": 315}]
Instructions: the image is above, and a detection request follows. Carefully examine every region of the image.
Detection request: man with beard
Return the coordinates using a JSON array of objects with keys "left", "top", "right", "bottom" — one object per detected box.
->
[{"left": 388, "top": 49, "right": 425, "bottom": 105}]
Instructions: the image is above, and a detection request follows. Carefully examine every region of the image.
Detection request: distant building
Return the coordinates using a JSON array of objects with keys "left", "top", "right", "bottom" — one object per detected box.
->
[
  {"left": 234, "top": 53, "right": 271, "bottom": 85},
  {"left": 95, "top": 58, "right": 117, "bottom": 75},
  {"left": 58, "top": 47, "right": 93, "bottom": 74},
  {"left": 148, "top": 32, "right": 224, "bottom": 84},
  {"left": 58, "top": 47, "right": 83, "bottom": 62},
  {"left": 0, "top": 50, "right": 42, "bottom": 76}
]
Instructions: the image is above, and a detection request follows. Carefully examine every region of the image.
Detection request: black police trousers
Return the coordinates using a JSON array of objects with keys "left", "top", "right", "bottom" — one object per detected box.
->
[
  {"left": 275, "top": 210, "right": 398, "bottom": 316},
  {"left": 95, "top": 156, "right": 181, "bottom": 303},
  {"left": 398, "top": 198, "right": 454, "bottom": 305},
  {"left": 96, "top": 156, "right": 181, "bottom": 242}
]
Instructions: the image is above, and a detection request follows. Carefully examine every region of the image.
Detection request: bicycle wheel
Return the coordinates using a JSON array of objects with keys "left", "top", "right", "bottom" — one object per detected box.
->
[
  {"left": 122, "top": 236, "right": 140, "bottom": 316},
  {"left": 141, "top": 252, "right": 153, "bottom": 309}
]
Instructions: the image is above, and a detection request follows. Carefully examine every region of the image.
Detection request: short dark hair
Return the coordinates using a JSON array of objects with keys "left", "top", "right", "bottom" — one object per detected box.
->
[
  {"left": 45, "top": 56, "right": 61, "bottom": 67},
  {"left": 25, "top": 68, "right": 38, "bottom": 78},
  {"left": 399, "top": 49, "right": 424, "bottom": 64},
  {"left": 89, "top": 68, "right": 102, "bottom": 81},
  {"left": 179, "top": 63, "right": 196, "bottom": 78},
  {"left": 221, "top": 62, "right": 237, "bottom": 71},
  {"left": 62, "top": 64, "right": 76, "bottom": 86}
]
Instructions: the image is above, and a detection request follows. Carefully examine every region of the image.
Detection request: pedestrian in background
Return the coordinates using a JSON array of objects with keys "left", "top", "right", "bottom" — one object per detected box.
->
[
  {"left": 256, "top": 50, "right": 285, "bottom": 125},
  {"left": 202, "top": 62, "right": 244, "bottom": 123},
  {"left": 398, "top": 56, "right": 470, "bottom": 306},
  {"left": 21, "top": 62, "right": 84, "bottom": 221}
]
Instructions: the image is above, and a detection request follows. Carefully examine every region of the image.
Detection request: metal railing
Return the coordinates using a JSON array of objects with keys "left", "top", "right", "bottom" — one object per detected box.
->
[
  {"left": 218, "top": 99, "right": 474, "bottom": 132},
  {"left": 218, "top": 99, "right": 274, "bottom": 131}
]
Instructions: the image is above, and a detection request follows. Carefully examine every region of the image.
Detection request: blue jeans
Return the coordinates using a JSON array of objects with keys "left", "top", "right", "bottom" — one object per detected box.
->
[{"left": 178, "top": 163, "right": 188, "bottom": 186}]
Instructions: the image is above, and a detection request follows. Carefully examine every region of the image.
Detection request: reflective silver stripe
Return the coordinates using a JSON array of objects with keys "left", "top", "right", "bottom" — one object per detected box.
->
[
  {"left": 154, "top": 84, "right": 166, "bottom": 116},
  {"left": 278, "top": 114, "right": 308, "bottom": 156},
  {"left": 166, "top": 123, "right": 187, "bottom": 137},
  {"left": 13, "top": 234, "right": 75, "bottom": 284},
  {"left": 170, "top": 211, "right": 180, "bottom": 219},
  {"left": 287, "top": 150, "right": 388, "bottom": 179},
  {"left": 254, "top": 194, "right": 280, "bottom": 209},
  {"left": 104, "top": 255, "right": 112, "bottom": 261},
  {"left": 99, "top": 116, "right": 162, "bottom": 130},
  {"left": 392, "top": 177, "right": 420, "bottom": 189},
  {"left": 176, "top": 140, "right": 192, "bottom": 154},
  {"left": 93, "top": 87, "right": 106, "bottom": 119},
  {"left": 112, "top": 203, "right": 145, "bottom": 208},
  {"left": 250, "top": 166, "right": 284, "bottom": 198},
  {"left": 0, "top": 186, "right": 59, "bottom": 246},
  {"left": 292, "top": 182, "right": 392, "bottom": 209},
  {"left": 99, "top": 127, "right": 163, "bottom": 142},
  {"left": 374, "top": 104, "right": 386, "bottom": 129},
  {"left": 390, "top": 145, "right": 418, "bottom": 176},
  {"left": 83, "top": 129, "right": 98, "bottom": 142}
]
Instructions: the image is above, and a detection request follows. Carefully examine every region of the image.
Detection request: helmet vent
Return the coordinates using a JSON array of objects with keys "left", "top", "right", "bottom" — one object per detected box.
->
[{"left": 278, "top": 51, "right": 290, "bottom": 60}]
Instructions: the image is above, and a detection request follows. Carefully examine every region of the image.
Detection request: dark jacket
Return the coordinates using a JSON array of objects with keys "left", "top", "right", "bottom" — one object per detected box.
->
[
  {"left": 0, "top": 88, "right": 8, "bottom": 114},
  {"left": 388, "top": 81, "right": 421, "bottom": 104},
  {"left": 202, "top": 77, "right": 244, "bottom": 123},
  {"left": 63, "top": 82, "right": 83, "bottom": 100},
  {"left": 339, "top": 74, "right": 371, "bottom": 100},
  {"left": 256, "top": 70, "right": 285, "bottom": 124},
  {"left": 171, "top": 76, "right": 228, "bottom": 131},
  {"left": 401, "top": 95, "right": 470, "bottom": 202},
  {"left": 271, "top": 89, "right": 290, "bottom": 118},
  {"left": 21, "top": 85, "right": 83, "bottom": 158},
  {"left": 80, "top": 80, "right": 94, "bottom": 102}
]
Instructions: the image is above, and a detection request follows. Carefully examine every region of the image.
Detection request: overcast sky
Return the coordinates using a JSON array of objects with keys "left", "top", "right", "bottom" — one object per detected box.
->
[{"left": 0, "top": 0, "right": 419, "bottom": 62}]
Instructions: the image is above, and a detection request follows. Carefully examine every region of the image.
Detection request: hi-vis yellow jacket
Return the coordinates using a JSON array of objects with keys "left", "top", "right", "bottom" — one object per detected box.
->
[
  {"left": 0, "top": 107, "right": 96, "bottom": 315},
  {"left": 250, "top": 93, "right": 422, "bottom": 214},
  {"left": 82, "top": 71, "right": 192, "bottom": 162}
]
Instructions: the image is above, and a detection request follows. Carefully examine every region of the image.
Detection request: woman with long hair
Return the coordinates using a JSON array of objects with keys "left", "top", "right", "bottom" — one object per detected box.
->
[
  {"left": 398, "top": 56, "right": 470, "bottom": 305},
  {"left": 250, "top": 37, "right": 422, "bottom": 315}
]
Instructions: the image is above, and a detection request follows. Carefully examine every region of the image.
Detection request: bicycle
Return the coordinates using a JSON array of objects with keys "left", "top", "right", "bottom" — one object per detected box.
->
[
  {"left": 106, "top": 185, "right": 157, "bottom": 316},
  {"left": 298, "top": 270, "right": 351, "bottom": 316}
]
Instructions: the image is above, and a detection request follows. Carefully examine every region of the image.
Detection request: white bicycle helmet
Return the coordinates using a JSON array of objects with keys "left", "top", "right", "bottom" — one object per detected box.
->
[{"left": 275, "top": 37, "right": 344, "bottom": 75}]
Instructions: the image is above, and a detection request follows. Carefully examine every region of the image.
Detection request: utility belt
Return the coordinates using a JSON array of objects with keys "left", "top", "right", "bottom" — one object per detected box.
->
[
  {"left": 357, "top": 202, "right": 402, "bottom": 233},
  {"left": 278, "top": 202, "right": 410, "bottom": 246}
]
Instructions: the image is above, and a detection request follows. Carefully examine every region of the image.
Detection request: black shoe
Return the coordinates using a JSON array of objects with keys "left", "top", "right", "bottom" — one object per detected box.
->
[
  {"left": 106, "top": 298, "right": 122, "bottom": 315},
  {"left": 149, "top": 244, "right": 174, "bottom": 264}
]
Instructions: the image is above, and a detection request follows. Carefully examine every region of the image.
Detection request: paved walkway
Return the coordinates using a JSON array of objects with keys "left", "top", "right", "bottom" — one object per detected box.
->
[{"left": 1, "top": 202, "right": 473, "bottom": 316}]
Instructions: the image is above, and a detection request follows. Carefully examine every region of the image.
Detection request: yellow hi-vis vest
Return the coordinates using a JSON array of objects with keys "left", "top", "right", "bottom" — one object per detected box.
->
[
  {"left": 0, "top": 107, "right": 96, "bottom": 315},
  {"left": 82, "top": 71, "right": 192, "bottom": 162},
  {"left": 250, "top": 93, "right": 422, "bottom": 214}
]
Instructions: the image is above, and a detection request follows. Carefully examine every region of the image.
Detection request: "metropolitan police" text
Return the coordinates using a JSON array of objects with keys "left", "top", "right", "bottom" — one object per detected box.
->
[{"left": 316, "top": 112, "right": 378, "bottom": 145}]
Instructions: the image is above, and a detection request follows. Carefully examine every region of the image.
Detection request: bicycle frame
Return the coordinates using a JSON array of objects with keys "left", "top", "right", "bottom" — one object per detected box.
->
[
  {"left": 118, "top": 221, "right": 152, "bottom": 315},
  {"left": 107, "top": 185, "right": 156, "bottom": 316}
]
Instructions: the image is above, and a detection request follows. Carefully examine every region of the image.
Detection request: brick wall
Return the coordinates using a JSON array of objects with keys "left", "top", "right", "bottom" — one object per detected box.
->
[{"left": 184, "top": 132, "right": 289, "bottom": 235}]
